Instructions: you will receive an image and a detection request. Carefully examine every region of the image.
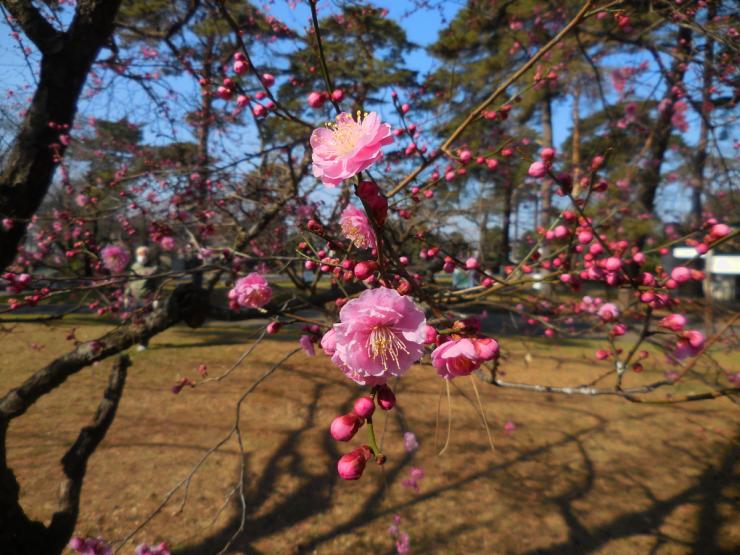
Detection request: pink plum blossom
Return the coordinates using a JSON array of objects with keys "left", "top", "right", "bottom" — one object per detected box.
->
[
  {"left": 135, "top": 543, "right": 171, "bottom": 555},
  {"left": 597, "top": 303, "right": 619, "bottom": 322},
  {"left": 659, "top": 313, "right": 686, "bottom": 332},
  {"left": 431, "top": 336, "right": 499, "bottom": 379},
  {"left": 299, "top": 334, "right": 316, "bottom": 356},
  {"left": 228, "top": 272, "right": 272, "bottom": 310},
  {"left": 340, "top": 205, "right": 377, "bottom": 250},
  {"left": 310, "top": 111, "right": 393, "bottom": 187},
  {"left": 329, "top": 287, "right": 426, "bottom": 385},
  {"left": 100, "top": 245, "right": 129, "bottom": 274},
  {"left": 403, "top": 431, "right": 419, "bottom": 452},
  {"left": 69, "top": 537, "right": 112, "bottom": 555}
]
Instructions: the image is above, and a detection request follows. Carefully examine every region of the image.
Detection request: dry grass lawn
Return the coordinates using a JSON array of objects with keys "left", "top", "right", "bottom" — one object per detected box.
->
[{"left": 1, "top": 317, "right": 738, "bottom": 554}]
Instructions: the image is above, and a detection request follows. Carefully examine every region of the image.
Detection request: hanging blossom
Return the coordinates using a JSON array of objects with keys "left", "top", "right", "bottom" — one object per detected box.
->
[
  {"left": 69, "top": 537, "right": 112, "bottom": 555},
  {"left": 431, "top": 337, "right": 499, "bottom": 379},
  {"left": 135, "top": 544, "right": 171, "bottom": 555},
  {"left": 310, "top": 111, "right": 393, "bottom": 187},
  {"left": 100, "top": 245, "right": 130, "bottom": 274},
  {"left": 228, "top": 272, "right": 272, "bottom": 310},
  {"left": 326, "top": 287, "right": 426, "bottom": 385},
  {"left": 341, "top": 205, "right": 377, "bottom": 250}
]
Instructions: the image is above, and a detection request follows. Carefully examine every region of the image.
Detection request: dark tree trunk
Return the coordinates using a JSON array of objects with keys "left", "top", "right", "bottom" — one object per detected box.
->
[
  {"left": 501, "top": 179, "right": 513, "bottom": 267},
  {"left": 0, "top": 0, "right": 123, "bottom": 271},
  {"left": 636, "top": 27, "right": 693, "bottom": 228}
]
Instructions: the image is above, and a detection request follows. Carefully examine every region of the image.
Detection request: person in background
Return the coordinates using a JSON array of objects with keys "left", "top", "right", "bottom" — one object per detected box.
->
[{"left": 124, "top": 246, "right": 160, "bottom": 351}]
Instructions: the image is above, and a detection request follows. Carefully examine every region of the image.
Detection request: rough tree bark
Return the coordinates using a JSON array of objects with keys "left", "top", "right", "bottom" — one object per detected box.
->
[
  {"left": 0, "top": 0, "right": 123, "bottom": 271},
  {"left": 635, "top": 26, "right": 693, "bottom": 228},
  {"left": 501, "top": 179, "right": 513, "bottom": 268}
]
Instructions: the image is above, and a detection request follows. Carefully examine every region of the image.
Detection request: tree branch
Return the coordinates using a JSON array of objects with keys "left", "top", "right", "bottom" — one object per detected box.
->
[
  {"left": 46, "top": 355, "right": 130, "bottom": 553},
  {"left": 0, "top": 0, "right": 63, "bottom": 53}
]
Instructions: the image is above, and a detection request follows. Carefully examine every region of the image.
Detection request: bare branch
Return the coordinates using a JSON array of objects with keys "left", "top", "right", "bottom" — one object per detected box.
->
[{"left": 46, "top": 355, "right": 130, "bottom": 552}]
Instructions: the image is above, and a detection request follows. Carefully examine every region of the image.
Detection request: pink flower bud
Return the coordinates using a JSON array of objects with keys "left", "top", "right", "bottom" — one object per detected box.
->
[
  {"left": 528, "top": 160, "right": 547, "bottom": 178},
  {"left": 261, "top": 73, "right": 275, "bottom": 87},
  {"left": 330, "top": 413, "right": 362, "bottom": 441},
  {"left": 376, "top": 385, "right": 396, "bottom": 410},
  {"left": 659, "top": 313, "right": 686, "bottom": 332},
  {"left": 671, "top": 266, "right": 691, "bottom": 283},
  {"left": 709, "top": 223, "right": 730, "bottom": 239},
  {"left": 465, "top": 257, "right": 479, "bottom": 270},
  {"left": 331, "top": 88, "right": 344, "bottom": 101},
  {"left": 307, "top": 91, "right": 325, "bottom": 108},
  {"left": 353, "top": 397, "right": 375, "bottom": 419},
  {"left": 353, "top": 261, "right": 376, "bottom": 281},
  {"left": 554, "top": 225, "right": 568, "bottom": 239},
  {"left": 233, "top": 60, "right": 248, "bottom": 75},
  {"left": 541, "top": 147, "right": 556, "bottom": 161},
  {"left": 595, "top": 349, "right": 609, "bottom": 360},
  {"left": 337, "top": 446, "right": 372, "bottom": 480},
  {"left": 604, "top": 257, "right": 622, "bottom": 272},
  {"left": 424, "top": 325, "right": 438, "bottom": 345},
  {"left": 266, "top": 322, "right": 282, "bottom": 335},
  {"left": 577, "top": 230, "right": 593, "bottom": 244},
  {"left": 611, "top": 324, "right": 627, "bottom": 336}
]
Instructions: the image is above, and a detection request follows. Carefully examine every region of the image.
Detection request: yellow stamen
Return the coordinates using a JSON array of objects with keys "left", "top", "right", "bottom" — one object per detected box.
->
[{"left": 368, "top": 326, "right": 408, "bottom": 370}]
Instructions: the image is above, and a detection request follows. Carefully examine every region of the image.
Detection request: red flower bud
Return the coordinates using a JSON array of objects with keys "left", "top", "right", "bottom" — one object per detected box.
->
[{"left": 330, "top": 413, "right": 363, "bottom": 442}]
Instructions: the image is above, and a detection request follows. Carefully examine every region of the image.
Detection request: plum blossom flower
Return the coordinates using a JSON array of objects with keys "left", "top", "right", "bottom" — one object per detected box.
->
[
  {"left": 659, "top": 313, "right": 686, "bottom": 332},
  {"left": 299, "top": 334, "right": 316, "bottom": 356},
  {"left": 673, "top": 330, "right": 705, "bottom": 360},
  {"left": 401, "top": 466, "right": 425, "bottom": 492},
  {"left": 69, "top": 537, "right": 112, "bottom": 555},
  {"left": 403, "top": 431, "right": 419, "bottom": 452},
  {"left": 330, "top": 287, "right": 426, "bottom": 385},
  {"left": 100, "top": 245, "right": 129, "bottom": 274},
  {"left": 340, "top": 205, "right": 377, "bottom": 250},
  {"left": 135, "top": 543, "right": 171, "bottom": 555},
  {"left": 597, "top": 302, "right": 619, "bottom": 322},
  {"left": 228, "top": 272, "right": 272, "bottom": 310},
  {"left": 310, "top": 111, "right": 393, "bottom": 187},
  {"left": 431, "top": 336, "right": 499, "bottom": 379}
]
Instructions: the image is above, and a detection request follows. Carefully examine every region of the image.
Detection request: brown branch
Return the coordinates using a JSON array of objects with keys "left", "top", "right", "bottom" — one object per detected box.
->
[
  {"left": 46, "top": 355, "right": 130, "bottom": 553},
  {"left": 387, "top": 0, "right": 595, "bottom": 197},
  {"left": 0, "top": 0, "right": 123, "bottom": 271},
  {"left": 0, "top": 0, "right": 63, "bottom": 53},
  {"left": 0, "top": 284, "right": 206, "bottom": 422}
]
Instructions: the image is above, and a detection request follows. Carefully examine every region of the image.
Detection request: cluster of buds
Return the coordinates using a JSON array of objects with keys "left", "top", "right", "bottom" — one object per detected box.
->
[
  {"left": 307, "top": 89, "right": 344, "bottom": 108},
  {"left": 1, "top": 272, "right": 31, "bottom": 294},
  {"left": 331, "top": 385, "right": 396, "bottom": 480},
  {"left": 356, "top": 181, "right": 388, "bottom": 226}
]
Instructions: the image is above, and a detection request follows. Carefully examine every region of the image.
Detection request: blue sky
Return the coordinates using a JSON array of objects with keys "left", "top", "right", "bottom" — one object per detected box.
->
[{"left": 0, "top": 1, "right": 731, "bottom": 225}]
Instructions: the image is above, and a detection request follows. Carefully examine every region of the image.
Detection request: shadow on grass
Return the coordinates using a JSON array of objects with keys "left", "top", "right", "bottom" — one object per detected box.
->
[{"left": 171, "top": 369, "right": 739, "bottom": 555}]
